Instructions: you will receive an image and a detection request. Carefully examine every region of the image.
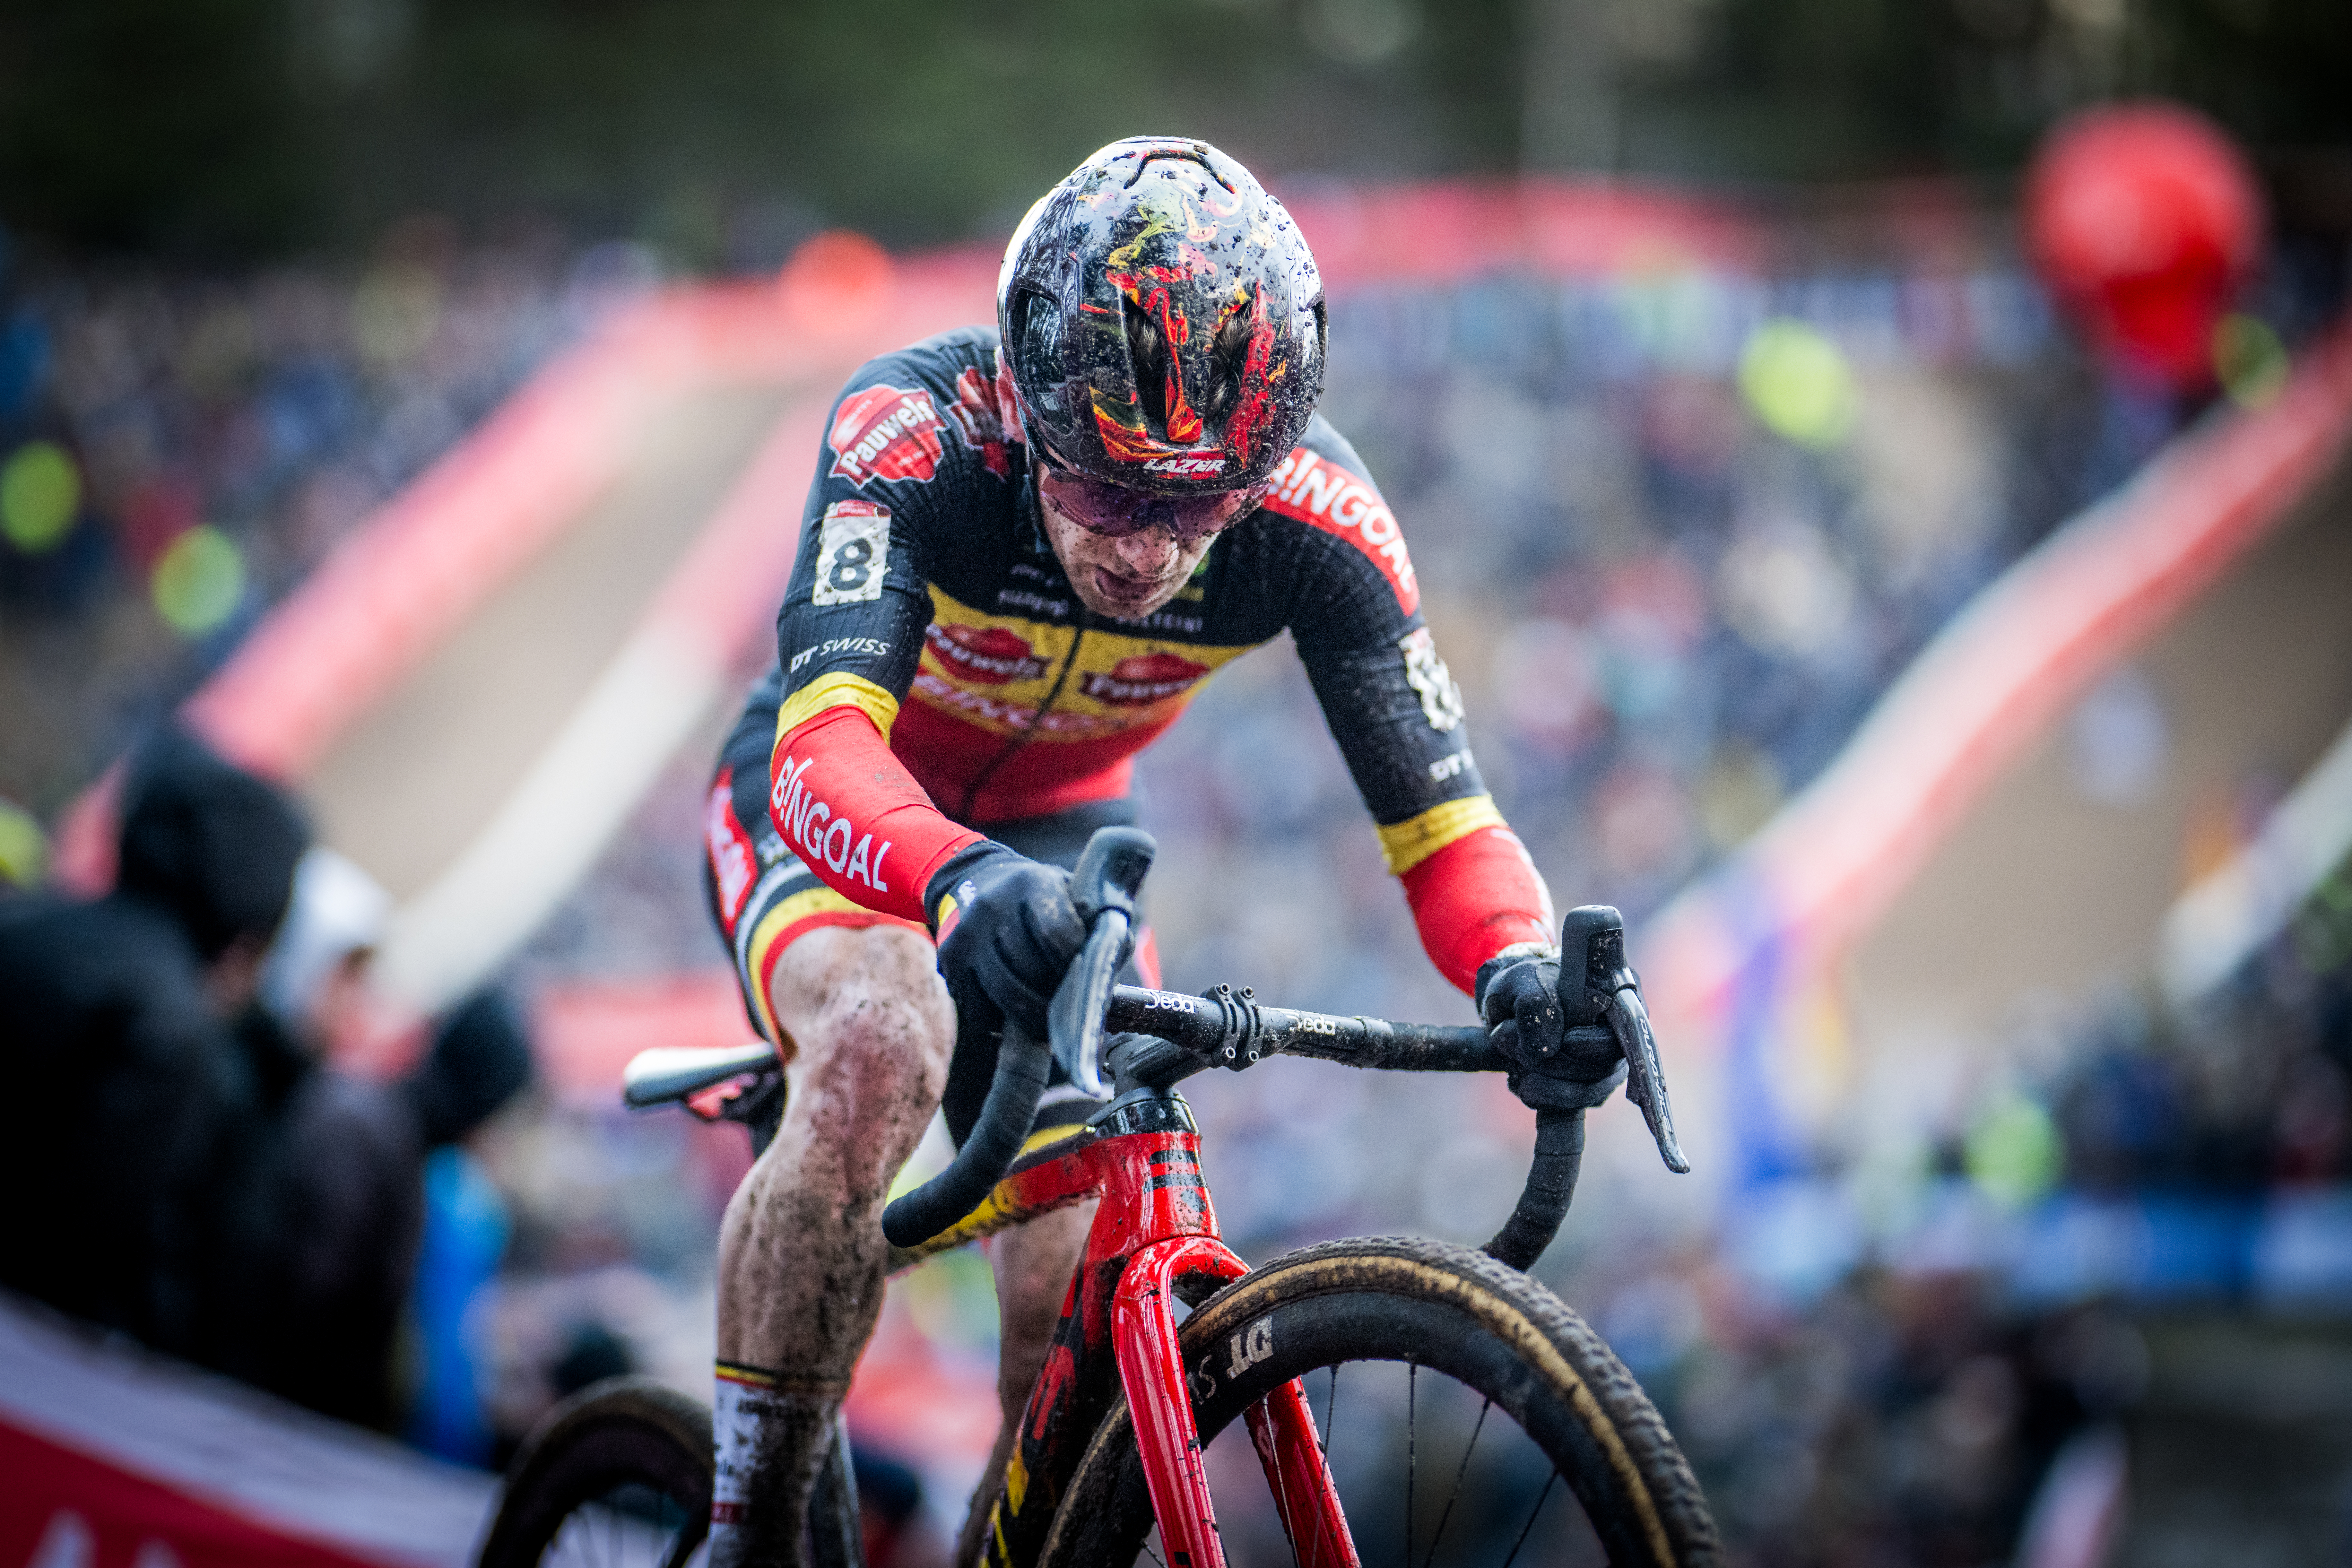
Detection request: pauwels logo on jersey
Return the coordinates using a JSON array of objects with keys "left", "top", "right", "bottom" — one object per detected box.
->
[
  {"left": 829, "top": 383, "right": 947, "bottom": 485},
  {"left": 946, "top": 365, "right": 1014, "bottom": 479},
  {"left": 925, "top": 622, "right": 1048, "bottom": 685},
  {"left": 1262, "top": 448, "right": 1419, "bottom": 614},
  {"left": 1079, "top": 651, "right": 1210, "bottom": 706}
]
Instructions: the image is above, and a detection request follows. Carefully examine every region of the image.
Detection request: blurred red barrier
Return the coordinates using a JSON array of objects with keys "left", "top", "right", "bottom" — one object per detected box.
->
[
  {"left": 0, "top": 1294, "right": 493, "bottom": 1568},
  {"left": 1284, "top": 177, "right": 1764, "bottom": 285},
  {"left": 533, "top": 972, "right": 754, "bottom": 1103},
  {"left": 1647, "top": 312, "right": 2352, "bottom": 1036}
]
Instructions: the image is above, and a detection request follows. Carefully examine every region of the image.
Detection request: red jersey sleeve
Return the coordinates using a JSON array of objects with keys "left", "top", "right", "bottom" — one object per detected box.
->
[
  {"left": 1391, "top": 817, "right": 1557, "bottom": 994},
  {"left": 768, "top": 682, "right": 981, "bottom": 925}
]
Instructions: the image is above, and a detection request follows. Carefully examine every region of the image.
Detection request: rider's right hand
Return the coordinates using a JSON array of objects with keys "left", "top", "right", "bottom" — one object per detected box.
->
[{"left": 927, "top": 841, "right": 1088, "bottom": 1041}]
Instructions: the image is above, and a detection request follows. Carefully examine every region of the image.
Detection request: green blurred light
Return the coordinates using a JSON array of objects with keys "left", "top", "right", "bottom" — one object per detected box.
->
[
  {"left": 1738, "top": 320, "right": 1855, "bottom": 449},
  {"left": 151, "top": 525, "right": 246, "bottom": 635},
  {"left": 0, "top": 798, "right": 45, "bottom": 888},
  {"left": 1965, "top": 1094, "right": 2061, "bottom": 1209},
  {"left": 903, "top": 1246, "right": 999, "bottom": 1352},
  {"left": 1, "top": 442, "right": 83, "bottom": 554},
  {"left": 2214, "top": 314, "right": 2289, "bottom": 409}
]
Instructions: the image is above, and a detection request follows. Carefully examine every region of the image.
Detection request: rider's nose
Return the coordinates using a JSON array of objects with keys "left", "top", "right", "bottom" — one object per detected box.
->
[{"left": 1115, "top": 528, "right": 1180, "bottom": 576}]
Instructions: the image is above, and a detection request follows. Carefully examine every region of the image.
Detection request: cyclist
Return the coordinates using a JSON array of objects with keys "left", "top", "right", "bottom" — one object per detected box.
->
[{"left": 699, "top": 137, "right": 1586, "bottom": 1566}]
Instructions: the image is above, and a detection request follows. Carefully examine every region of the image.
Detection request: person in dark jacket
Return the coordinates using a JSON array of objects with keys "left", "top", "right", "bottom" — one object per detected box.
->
[
  {"left": 217, "top": 979, "right": 533, "bottom": 1428},
  {"left": 0, "top": 728, "right": 308, "bottom": 1359},
  {"left": 0, "top": 730, "right": 534, "bottom": 1433}
]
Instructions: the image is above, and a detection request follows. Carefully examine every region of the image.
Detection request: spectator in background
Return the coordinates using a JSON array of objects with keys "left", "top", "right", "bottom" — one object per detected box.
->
[
  {"left": 218, "top": 843, "right": 535, "bottom": 1429},
  {"left": 0, "top": 728, "right": 308, "bottom": 1359},
  {"left": 0, "top": 729, "right": 534, "bottom": 1436}
]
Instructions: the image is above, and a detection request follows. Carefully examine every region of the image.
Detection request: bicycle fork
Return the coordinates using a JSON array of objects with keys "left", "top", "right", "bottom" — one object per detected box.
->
[{"left": 1114, "top": 1235, "right": 1361, "bottom": 1568}]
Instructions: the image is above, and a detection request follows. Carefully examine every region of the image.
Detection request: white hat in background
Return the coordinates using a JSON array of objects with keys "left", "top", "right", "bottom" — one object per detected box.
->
[{"left": 261, "top": 846, "right": 393, "bottom": 1025}]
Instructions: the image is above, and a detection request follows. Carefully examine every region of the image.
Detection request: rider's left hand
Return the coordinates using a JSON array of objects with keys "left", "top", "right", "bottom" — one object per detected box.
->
[{"left": 1477, "top": 943, "right": 1622, "bottom": 1090}]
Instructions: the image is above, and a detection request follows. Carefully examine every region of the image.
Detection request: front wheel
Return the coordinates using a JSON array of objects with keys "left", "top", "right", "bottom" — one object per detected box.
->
[{"left": 1039, "top": 1236, "right": 1721, "bottom": 1567}]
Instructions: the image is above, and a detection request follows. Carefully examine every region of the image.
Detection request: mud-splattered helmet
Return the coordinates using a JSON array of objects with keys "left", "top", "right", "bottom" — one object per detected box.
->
[{"left": 997, "top": 137, "right": 1326, "bottom": 496}]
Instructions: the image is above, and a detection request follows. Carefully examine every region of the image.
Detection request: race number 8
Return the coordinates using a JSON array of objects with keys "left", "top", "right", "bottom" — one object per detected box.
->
[{"left": 812, "top": 501, "right": 892, "bottom": 606}]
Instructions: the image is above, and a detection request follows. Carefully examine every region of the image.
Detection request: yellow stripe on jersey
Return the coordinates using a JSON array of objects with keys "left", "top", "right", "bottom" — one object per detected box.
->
[
  {"left": 775, "top": 671, "right": 901, "bottom": 745},
  {"left": 1376, "top": 794, "right": 1508, "bottom": 877}
]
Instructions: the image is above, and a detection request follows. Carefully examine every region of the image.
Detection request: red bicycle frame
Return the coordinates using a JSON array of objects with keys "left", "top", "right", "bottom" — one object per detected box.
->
[{"left": 958, "top": 1093, "right": 1359, "bottom": 1568}]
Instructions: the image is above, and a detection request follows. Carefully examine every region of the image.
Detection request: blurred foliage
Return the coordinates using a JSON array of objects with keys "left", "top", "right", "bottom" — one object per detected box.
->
[{"left": 0, "top": 0, "right": 2346, "bottom": 260}]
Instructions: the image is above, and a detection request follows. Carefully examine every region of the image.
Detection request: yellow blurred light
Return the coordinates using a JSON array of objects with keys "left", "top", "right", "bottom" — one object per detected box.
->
[
  {"left": 903, "top": 1246, "right": 999, "bottom": 1352},
  {"left": 1964, "top": 1094, "right": 2061, "bottom": 1209},
  {"left": 0, "top": 798, "right": 46, "bottom": 888},
  {"left": 2213, "top": 313, "right": 2289, "bottom": 409},
  {"left": 1, "top": 441, "right": 82, "bottom": 554},
  {"left": 1738, "top": 320, "right": 1855, "bottom": 449},
  {"left": 151, "top": 525, "right": 246, "bottom": 635}
]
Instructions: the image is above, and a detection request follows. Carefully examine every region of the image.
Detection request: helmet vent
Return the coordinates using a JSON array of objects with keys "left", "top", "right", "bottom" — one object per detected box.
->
[
  {"left": 1202, "top": 288, "right": 1259, "bottom": 426},
  {"left": 1124, "top": 292, "right": 1173, "bottom": 433}
]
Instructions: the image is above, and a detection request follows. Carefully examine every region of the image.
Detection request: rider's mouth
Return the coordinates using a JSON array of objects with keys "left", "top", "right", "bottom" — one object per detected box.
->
[{"left": 1091, "top": 567, "right": 1171, "bottom": 606}]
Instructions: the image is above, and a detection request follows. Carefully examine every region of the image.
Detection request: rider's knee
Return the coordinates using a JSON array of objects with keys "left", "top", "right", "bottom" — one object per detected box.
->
[{"left": 773, "top": 924, "right": 953, "bottom": 1100}]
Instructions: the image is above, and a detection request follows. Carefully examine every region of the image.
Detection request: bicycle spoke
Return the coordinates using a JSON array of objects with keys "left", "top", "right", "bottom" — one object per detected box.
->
[
  {"left": 1321, "top": 1365, "right": 1339, "bottom": 1457},
  {"left": 1419, "top": 1397, "right": 1491, "bottom": 1568},
  {"left": 1499, "top": 1468, "right": 1561, "bottom": 1568},
  {"left": 1406, "top": 1362, "right": 1417, "bottom": 1564}
]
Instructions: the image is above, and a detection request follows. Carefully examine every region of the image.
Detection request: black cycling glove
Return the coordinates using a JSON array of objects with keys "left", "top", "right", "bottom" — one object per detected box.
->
[
  {"left": 927, "top": 840, "right": 1088, "bottom": 1042},
  {"left": 1476, "top": 942, "right": 1622, "bottom": 1085}
]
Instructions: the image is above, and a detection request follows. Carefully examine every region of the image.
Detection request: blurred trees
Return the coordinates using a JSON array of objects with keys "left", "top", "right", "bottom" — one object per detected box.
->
[{"left": 0, "top": 0, "right": 2345, "bottom": 260}]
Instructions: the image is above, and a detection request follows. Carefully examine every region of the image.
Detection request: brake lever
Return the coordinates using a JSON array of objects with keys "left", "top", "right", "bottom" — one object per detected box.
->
[
  {"left": 1049, "top": 827, "right": 1156, "bottom": 1098},
  {"left": 1605, "top": 983, "right": 1689, "bottom": 1174},
  {"left": 1560, "top": 905, "right": 1689, "bottom": 1175},
  {"left": 1050, "top": 910, "right": 1130, "bottom": 1096}
]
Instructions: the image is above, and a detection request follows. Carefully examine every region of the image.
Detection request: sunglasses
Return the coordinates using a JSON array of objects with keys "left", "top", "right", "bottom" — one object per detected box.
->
[{"left": 1036, "top": 460, "right": 1270, "bottom": 545}]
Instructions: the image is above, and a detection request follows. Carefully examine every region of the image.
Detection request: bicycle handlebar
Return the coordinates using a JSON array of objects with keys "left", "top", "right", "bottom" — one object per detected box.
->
[{"left": 879, "top": 830, "right": 1688, "bottom": 1265}]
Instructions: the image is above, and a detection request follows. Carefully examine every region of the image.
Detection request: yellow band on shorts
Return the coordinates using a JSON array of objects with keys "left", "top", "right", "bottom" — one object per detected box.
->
[{"left": 742, "top": 882, "right": 926, "bottom": 1049}]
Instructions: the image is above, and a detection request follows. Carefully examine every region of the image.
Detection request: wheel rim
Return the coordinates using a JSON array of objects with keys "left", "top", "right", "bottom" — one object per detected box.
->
[{"left": 527, "top": 1482, "right": 708, "bottom": 1568}]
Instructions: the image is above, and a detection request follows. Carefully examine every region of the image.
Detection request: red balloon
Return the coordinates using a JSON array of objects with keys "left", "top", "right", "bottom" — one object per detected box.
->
[{"left": 2024, "top": 102, "right": 2265, "bottom": 390}]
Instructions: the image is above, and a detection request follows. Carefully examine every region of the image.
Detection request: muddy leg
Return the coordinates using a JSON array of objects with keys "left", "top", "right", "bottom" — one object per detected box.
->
[{"left": 712, "top": 924, "right": 952, "bottom": 1568}]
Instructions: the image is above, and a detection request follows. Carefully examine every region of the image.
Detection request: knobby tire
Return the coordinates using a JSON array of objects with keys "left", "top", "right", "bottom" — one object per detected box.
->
[{"left": 1037, "top": 1236, "right": 1722, "bottom": 1568}]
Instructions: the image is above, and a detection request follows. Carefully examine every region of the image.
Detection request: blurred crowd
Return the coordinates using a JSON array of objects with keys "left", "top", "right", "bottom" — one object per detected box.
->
[
  {"left": 0, "top": 220, "right": 664, "bottom": 830},
  {"left": 5, "top": 202, "right": 2351, "bottom": 1562},
  {"left": 0, "top": 729, "right": 533, "bottom": 1443}
]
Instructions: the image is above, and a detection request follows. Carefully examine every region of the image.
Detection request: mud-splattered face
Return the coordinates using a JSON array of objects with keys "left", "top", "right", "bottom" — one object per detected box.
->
[{"left": 1038, "top": 483, "right": 1216, "bottom": 621}]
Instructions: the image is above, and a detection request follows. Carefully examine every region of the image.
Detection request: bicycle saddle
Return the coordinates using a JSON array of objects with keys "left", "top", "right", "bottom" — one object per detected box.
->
[{"left": 621, "top": 1041, "right": 780, "bottom": 1109}]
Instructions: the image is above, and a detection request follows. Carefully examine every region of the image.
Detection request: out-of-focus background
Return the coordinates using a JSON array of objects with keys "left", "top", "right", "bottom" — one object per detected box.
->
[{"left": 4, "top": 2, "right": 2352, "bottom": 1564}]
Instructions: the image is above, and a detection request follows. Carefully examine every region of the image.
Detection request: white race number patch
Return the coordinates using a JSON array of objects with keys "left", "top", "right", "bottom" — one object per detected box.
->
[{"left": 811, "top": 499, "right": 891, "bottom": 606}]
